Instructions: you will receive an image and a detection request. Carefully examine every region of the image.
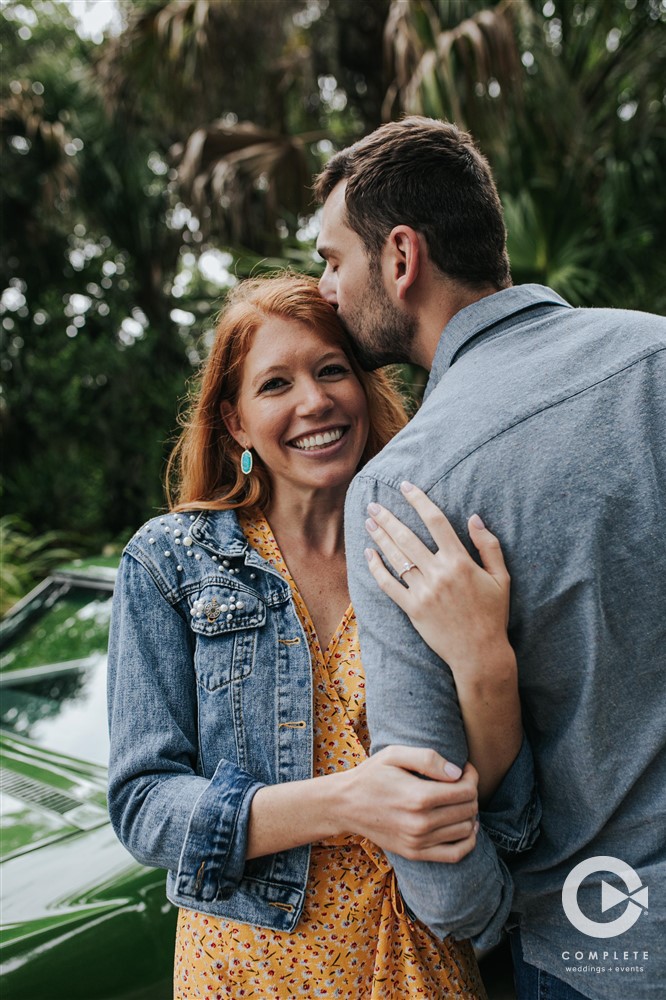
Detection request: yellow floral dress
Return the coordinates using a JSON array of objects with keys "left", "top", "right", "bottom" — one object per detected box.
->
[{"left": 174, "top": 512, "right": 487, "bottom": 1000}]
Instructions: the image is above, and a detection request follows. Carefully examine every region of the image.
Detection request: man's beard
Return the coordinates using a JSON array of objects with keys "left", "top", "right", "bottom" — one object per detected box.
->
[{"left": 339, "top": 266, "right": 418, "bottom": 372}]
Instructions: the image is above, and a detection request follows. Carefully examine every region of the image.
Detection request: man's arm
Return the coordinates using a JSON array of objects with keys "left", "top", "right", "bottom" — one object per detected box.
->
[
  {"left": 345, "top": 473, "right": 535, "bottom": 946},
  {"left": 363, "top": 481, "right": 523, "bottom": 802}
]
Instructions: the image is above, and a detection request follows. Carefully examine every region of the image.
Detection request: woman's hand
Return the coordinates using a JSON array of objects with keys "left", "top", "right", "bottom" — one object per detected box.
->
[
  {"left": 364, "top": 481, "right": 513, "bottom": 679},
  {"left": 336, "top": 745, "right": 479, "bottom": 863},
  {"left": 364, "top": 482, "right": 522, "bottom": 802}
]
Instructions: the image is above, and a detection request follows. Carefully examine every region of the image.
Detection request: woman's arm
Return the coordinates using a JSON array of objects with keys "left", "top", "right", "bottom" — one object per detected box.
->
[
  {"left": 363, "top": 481, "right": 522, "bottom": 804},
  {"left": 109, "top": 548, "right": 479, "bottom": 878},
  {"left": 246, "top": 747, "right": 479, "bottom": 861},
  {"left": 107, "top": 551, "right": 263, "bottom": 891}
]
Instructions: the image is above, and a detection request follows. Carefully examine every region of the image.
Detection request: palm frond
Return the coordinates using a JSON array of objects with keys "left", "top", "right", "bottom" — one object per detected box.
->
[
  {"left": 503, "top": 190, "right": 605, "bottom": 304},
  {"left": 384, "top": 0, "right": 522, "bottom": 127},
  {"left": 174, "top": 120, "right": 312, "bottom": 252}
]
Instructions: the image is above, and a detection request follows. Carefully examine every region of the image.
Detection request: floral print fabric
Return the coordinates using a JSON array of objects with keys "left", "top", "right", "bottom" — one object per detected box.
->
[{"left": 174, "top": 511, "right": 486, "bottom": 999}]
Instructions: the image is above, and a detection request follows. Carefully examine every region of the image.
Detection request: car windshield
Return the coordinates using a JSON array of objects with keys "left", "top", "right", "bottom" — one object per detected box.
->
[{"left": 0, "top": 579, "right": 113, "bottom": 765}]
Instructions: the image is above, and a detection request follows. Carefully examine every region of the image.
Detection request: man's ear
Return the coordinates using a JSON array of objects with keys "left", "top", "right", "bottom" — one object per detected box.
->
[
  {"left": 220, "top": 400, "right": 247, "bottom": 448},
  {"left": 385, "top": 226, "right": 421, "bottom": 302}
]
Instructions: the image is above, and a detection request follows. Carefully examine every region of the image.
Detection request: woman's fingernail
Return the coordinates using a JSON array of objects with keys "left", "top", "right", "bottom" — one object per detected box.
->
[
  {"left": 367, "top": 502, "right": 381, "bottom": 515},
  {"left": 473, "top": 819, "right": 480, "bottom": 834},
  {"left": 400, "top": 480, "right": 414, "bottom": 493},
  {"left": 444, "top": 762, "right": 462, "bottom": 779},
  {"left": 365, "top": 517, "right": 378, "bottom": 532},
  {"left": 364, "top": 548, "right": 373, "bottom": 562},
  {"left": 470, "top": 513, "right": 485, "bottom": 530}
]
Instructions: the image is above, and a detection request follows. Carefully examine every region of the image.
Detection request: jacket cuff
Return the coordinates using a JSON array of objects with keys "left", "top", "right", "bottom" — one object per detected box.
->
[
  {"left": 175, "top": 759, "right": 265, "bottom": 902},
  {"left": 479, "top": 735, "right": 541, "bottom": 854}
]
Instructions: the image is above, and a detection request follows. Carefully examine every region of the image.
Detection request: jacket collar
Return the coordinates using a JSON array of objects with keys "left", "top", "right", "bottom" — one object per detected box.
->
[
  {"left": 424, "top": 284, "right": 571, "bottom": 401},
  {"left": 188, "top": 508, "right": 286, "bottom": 577},
  {"left": 189, "top": 508, "right": 249, "bottom": 557}
]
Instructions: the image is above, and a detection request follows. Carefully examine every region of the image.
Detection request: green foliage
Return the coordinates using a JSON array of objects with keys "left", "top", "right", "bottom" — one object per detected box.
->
[
  {"left": 1, "top": 0, "right": 191, "bottom": 545},
  {"left": 1, "top": 0, "right": 665, "bottom": 579},
  {"left": 384, "top": 0, "right": 666, "bottom": 311},
  {"left": 0, "top": 516, "right": 78, "bottom": 614}
]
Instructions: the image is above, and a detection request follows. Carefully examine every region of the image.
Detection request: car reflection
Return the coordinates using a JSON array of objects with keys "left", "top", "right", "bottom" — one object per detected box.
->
[{"left": 1, "top": 654, "right": 109, "bottom": 765}]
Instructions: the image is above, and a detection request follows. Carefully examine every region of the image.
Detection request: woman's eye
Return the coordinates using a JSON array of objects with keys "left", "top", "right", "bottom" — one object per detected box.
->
[
  {"left": 319, "top": 364, "right": 349, "bottom": 378},
  {"left": 259, "top": 377, "right": 287, "bottom": 393}
]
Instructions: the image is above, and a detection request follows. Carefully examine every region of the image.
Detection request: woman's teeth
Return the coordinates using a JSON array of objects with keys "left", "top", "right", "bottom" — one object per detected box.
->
[{"left": 292, "top": 428, "right": 344, "bottom": 450}]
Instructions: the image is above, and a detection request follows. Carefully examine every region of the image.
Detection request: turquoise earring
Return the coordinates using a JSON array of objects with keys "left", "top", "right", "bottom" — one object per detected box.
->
[{"left": 240, "top": 448, "right": 253, "bottom": 475}]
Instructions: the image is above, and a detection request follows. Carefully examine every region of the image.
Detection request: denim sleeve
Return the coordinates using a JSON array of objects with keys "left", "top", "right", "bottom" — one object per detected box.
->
[
  {"left": 107, "top": 551, "right": 264, "bottom": 898},
  {"left": 345, "top": 473, "right": 534, "bottom": 948}
]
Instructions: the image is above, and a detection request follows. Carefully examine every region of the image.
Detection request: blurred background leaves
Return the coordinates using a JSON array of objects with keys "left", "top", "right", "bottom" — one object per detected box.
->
[
  {"left": 1, "top": 0, "right": 665, "bottom": 601},
  {"left": 0, "top": 515, "right": 77, "bottom": 613}
]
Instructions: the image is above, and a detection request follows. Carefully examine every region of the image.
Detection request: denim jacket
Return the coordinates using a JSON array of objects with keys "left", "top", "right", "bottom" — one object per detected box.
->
[{"left": 107, "top": 508, "right": 314, "bottom": 931}]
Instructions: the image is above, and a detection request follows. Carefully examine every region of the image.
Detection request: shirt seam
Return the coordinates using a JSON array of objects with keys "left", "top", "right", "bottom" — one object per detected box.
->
[{"left": 356, "top": 343, "right": 666, "bottom": 496}]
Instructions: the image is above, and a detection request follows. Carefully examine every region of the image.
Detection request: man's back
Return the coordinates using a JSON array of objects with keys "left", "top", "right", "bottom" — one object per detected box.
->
[{"left": 345, "top": 285, "right": 666, "bottom": 998}]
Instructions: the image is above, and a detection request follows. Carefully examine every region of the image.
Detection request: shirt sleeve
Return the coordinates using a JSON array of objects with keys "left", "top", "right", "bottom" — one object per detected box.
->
[
  {"left": 344, "top": 472, "right": 537, "bottom": 947},
  {"left": 107, "top": 551, "right": 265, "bottom": 901},
  {"left": 480, "top": 735, "right": 541, "bottom": 855}
]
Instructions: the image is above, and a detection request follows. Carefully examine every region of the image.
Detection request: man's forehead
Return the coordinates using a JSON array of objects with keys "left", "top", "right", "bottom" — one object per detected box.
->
[
  {"left": 317, "top": 181, "right": 350, "bottom": 251},
  {"left": 321, "top": 180, "right": 348, "bottom": 221}
]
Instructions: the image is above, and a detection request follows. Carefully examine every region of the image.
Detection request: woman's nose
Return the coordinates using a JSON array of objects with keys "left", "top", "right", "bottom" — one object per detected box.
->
[{"left": 296, "top": 380, "right": 334, "bottom": 415}]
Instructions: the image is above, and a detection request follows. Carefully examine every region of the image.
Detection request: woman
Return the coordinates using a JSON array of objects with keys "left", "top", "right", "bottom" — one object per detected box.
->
[{"left": 107, "top": 274, "right": 521, "bottom": 999}]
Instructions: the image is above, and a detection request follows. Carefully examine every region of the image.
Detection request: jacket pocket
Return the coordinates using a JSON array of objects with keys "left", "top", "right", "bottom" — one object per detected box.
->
[{"left": 189, "top": 586, "right": 265, "bottom": 692}]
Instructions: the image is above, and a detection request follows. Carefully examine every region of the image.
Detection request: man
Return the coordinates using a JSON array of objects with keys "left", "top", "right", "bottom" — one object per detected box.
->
[{"left": 314, "top": 117, "right": 666, "bottom": 1000}]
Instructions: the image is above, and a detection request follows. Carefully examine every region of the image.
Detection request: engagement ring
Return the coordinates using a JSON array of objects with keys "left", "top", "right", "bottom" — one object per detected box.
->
[{"left": 398, "top": 561, "right": 417, "bottom": 580}]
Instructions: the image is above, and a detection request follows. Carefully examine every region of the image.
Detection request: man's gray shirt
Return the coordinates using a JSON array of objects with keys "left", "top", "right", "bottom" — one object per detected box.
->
[{"left": 344, "top": 284, "right": 666, "bottom": 999}]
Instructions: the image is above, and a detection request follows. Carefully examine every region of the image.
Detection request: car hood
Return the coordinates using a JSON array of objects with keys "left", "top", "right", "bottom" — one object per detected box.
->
[
  {"left": 0, "top": 736, "right": 173, "bottom": 994},
  {"left": 0, "top": 732, "right": 109, "bottom": 862},
  {"left": 0, "top": 731, "right": 163, "bottom": 942}
]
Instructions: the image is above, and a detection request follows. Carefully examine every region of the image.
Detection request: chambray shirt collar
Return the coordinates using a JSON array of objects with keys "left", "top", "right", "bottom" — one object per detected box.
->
[{"left": 424, "top": 284, "right": 571, "bottom": 400}]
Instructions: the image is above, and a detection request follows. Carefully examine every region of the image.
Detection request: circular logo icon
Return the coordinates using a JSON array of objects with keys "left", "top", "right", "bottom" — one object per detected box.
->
[{"left": 562, "top": 855, "right": 648, "bottom": 938}]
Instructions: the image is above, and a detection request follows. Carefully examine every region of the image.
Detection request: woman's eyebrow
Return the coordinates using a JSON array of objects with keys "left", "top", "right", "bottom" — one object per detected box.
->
[
  {"left": 250, "top": 365, "right": 286, "bottom": 388},
  {"left": 251, "top": 351, "right": 345, "bottom": 388}
]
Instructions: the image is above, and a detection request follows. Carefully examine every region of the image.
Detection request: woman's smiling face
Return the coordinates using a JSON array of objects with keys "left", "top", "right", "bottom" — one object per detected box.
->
[{"left": 224, "top": 316, "right": 370, "bottom": 500}]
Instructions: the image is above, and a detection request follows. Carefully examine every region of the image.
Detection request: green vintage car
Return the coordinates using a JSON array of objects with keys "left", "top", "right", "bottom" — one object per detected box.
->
[{"left": 0, "top": 559, "right": 177, "bottom": 1000}]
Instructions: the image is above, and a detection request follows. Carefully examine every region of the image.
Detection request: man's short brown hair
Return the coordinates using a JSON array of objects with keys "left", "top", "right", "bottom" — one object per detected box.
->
[{"left": 313, "top": 116, "right": 511, "bottom": 291}]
